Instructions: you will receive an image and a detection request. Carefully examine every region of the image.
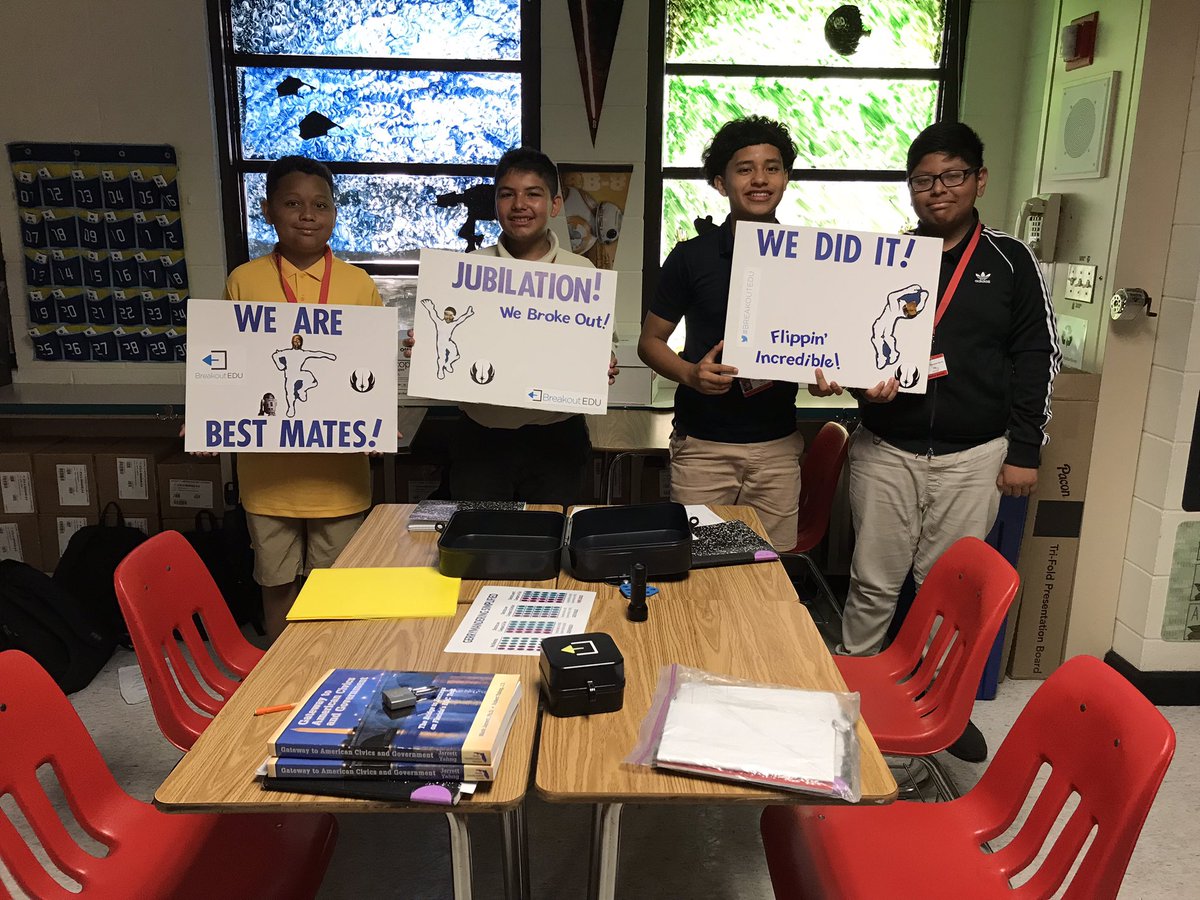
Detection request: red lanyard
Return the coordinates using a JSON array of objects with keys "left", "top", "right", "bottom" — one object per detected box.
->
[
  {"left": 274, "top": 246, "right": 332, "bottom": 304},
  {"left": 933, "top": 222, "right": 982, "bottom": 328}
]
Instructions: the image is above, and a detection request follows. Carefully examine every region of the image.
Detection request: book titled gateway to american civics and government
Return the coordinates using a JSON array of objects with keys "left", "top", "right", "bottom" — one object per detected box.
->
[
  {"left": 267, "top": 669, "right": 522, "bottom": 765},
  {"left": 264, "top": 756, "right": 496, "bottom": 782}
]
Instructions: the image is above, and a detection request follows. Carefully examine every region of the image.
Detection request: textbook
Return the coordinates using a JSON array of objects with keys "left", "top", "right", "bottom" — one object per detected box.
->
[
  {"left": 407, "top": 500, "right": 526, "bottom": 531},
  {"left": 267, "top": 669, "right": 522, "bottom": 765},
  {"left": 260, "top": 775, "right": 473, "bottom": 806},
  {"left": 265, "top": 756, "right": 495, "bottom": 782}
]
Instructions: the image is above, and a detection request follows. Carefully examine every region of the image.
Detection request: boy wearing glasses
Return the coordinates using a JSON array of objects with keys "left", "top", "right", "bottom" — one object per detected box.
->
[{"left": 814, "top": 122, "right": 1060, "bottom": 760}]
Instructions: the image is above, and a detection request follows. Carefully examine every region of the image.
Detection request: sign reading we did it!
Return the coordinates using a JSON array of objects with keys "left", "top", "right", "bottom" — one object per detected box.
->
[
  {"left": 184, "top": 299, "right": 398, "bottom": 453},
  {"left": 722, "top": 224, "right": 942, "bottom": 393},
  {"left": 408, "top": 249, "right": 617, "bottom": 414}
]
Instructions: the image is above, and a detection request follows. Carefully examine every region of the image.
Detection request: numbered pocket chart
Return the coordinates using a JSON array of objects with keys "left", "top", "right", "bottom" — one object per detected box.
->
[{"left": 8, "top": 142, "right": 189, "bottom": 363}]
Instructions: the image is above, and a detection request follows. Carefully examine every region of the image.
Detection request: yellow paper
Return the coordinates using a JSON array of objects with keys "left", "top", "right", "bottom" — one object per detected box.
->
[{"left": 286, "top": 567, "right": 460, "bottom": 621}]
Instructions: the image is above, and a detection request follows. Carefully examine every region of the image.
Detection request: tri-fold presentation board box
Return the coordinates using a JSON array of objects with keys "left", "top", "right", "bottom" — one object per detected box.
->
[
  {"left": 1007, "top": 372, "right": 1101, "bottom": 679},
  {"left": 0, "top": 514, "right": 43, "bottom": 570},
  {"left": 1, "top": 438, "right": 52, "bottom": 517},
  {"left": 157, "top": 453, "right": 224, "bottom": 517},
  {"left": 95, "top": 439, "right": 176, "bottom": 532},
  {"left": 38, "top": 511, "right": 100, "bottom": 570},
  {"left": 33, "top": 439, "right": 106, "bottom": 517}
]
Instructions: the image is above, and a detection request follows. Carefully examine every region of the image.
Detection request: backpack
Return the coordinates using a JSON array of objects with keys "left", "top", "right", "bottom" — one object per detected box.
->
[
  {"left": 53, "top": 502, "right": 148, "bottom": 641},
  {"left": 180, "top": 505, "right": 264, "bottom": 634},
  {"left": 0, "top": 559, "right": 117, "bottom": 693}
]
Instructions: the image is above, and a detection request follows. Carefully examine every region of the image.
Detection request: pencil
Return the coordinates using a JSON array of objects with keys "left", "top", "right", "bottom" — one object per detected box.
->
[{"left": 254, "top": 703, "right": 296, "bottom": 716}]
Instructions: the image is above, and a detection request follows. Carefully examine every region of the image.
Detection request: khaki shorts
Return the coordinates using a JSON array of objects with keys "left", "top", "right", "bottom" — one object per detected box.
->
[{"left": 245, "top": 512, "right": 365, "bottom": 587}]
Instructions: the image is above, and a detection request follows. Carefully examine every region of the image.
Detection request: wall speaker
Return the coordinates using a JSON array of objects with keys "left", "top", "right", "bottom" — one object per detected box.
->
[{"left": 1052, "top": 71, "right": 1119, "bottom": 180}]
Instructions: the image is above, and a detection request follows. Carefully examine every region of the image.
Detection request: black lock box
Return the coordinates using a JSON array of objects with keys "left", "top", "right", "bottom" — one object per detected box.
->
[{"left": 539, "top": 632, "right": 624, "bottom": 718}]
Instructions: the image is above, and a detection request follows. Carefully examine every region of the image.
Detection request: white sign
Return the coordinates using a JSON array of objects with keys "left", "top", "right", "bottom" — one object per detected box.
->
[
  {"left": 722, "top": 224, "right": 942, "bottom": 393},
  {"left": 408, "top": 249, "right": 616, "bottom": 414},
  {"left": 184, "top": 299, "right": 399, "bottom": 453}
]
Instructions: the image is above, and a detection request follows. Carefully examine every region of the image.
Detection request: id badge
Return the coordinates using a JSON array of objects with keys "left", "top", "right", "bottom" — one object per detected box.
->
[
  {"left": 928, "top": 353, "right": 948, "bottom": 380},
  {"left": 739, "top": 378, "right": 774, "bottom": 396}
]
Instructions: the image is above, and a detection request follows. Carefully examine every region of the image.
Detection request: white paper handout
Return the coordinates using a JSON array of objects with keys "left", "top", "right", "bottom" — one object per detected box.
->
[
  {"left": 722, "top": 223, "right": 942, "bottom": 393},
  {"left": 445, "top": 586, "right": 598, "bottom": 656},
  {"left": 408, "top": 249, "right": 617, "bottom": 414},
  {"left": 655, "top": 682, "right": 854, "bottom": 793},
  {"left": 184, "top": 299, "right": 399, "bottom": 453}
]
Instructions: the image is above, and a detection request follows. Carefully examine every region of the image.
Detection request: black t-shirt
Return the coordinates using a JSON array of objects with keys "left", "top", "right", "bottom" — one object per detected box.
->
[{"left": 651, "top": 216, "right": 798, "bottom": 443}]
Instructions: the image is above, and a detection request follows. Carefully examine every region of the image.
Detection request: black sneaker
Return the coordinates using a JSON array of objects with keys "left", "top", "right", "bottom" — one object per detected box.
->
[{"left": 946, "top": 720, "right": 988, "bottom": 763}]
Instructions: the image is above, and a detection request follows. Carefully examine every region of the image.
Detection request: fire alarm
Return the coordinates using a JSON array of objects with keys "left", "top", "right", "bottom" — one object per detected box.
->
[{"left": 1062, "top": 12, "right": 1098, "bottom": 70}]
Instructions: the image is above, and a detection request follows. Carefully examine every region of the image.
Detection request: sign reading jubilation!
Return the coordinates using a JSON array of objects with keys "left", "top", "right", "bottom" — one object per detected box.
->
[
  {"left": 408, "top": 249, "right": 617, "bottom": 414},
  {"left": 184, "top": 299, "right": 398, "bottom": 453},
  {"left": 722, "top": 224, "right": 942, "bottom": 393}
]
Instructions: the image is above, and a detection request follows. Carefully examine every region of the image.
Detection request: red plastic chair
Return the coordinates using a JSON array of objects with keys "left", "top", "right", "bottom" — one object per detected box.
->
[
  {"left": 0, "top": 649, "right": 337, "bottom": 899},
  {"left": 113, "top": 530, "right": 264, "bottom": 751},
  {"left": 781, "top": 421, "right": 849, "bottom": 611},
  {"left": 835, "top": 537, "right": 1019, "bottom": 764},
  {"left": 761, "top": 655, "right": 1176, "bottom": 899}
]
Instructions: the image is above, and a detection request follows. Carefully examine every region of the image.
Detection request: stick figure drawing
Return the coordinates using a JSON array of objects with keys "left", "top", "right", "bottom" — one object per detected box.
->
[
  {"left": 421, "top": 298, "right": 475, "bottom": 380},
  {"left": 271, "top": 333, "right": 337, "bottom": 417},
  {"left": 870, "top": 283, "right": 930, "bottom": 369}
]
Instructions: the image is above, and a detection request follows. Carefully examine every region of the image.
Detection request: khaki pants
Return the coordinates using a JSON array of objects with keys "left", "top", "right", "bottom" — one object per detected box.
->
[
  {"left": 669, "top": 431, "right": 804, "bottom": 551},
  {"left": 841, "top": 429, "right": 1007, "bottom": 655},
  {"left": 246, "top": 512, "right": 366, "bottom": 587}
]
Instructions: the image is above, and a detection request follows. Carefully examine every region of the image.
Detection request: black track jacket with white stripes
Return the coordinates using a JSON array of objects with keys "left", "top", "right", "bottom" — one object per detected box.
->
[{"left": 858, "top": 215, "right": 1062, "bottom": 469}]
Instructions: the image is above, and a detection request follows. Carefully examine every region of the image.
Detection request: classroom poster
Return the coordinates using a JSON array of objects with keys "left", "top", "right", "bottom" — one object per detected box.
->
[
  {"left": 721, "top": 224, "right": 942, "bottom": 393},
  {"left": 184, "top": 299, "right": 398, "bottom": 453},
  {"left": 408, "top": 249, "right": 617, "bottom": 414}
]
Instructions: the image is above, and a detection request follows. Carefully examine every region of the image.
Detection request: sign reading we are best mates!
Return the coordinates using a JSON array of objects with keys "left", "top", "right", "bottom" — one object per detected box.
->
[
  {"left": 722, "top": 224, "right": 943, "bottom": 393},
  {"left": 184, "top": 299, "right": 399, "bottom": 453}
]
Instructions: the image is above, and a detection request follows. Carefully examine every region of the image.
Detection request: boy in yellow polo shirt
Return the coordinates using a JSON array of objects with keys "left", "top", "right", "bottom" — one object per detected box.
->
[{"left": 224, "top": 156, "right": 382, "bottom": 639}]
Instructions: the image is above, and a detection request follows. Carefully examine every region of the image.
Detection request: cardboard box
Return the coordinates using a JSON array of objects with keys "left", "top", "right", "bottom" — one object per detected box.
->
[
  {"left": 0, "top": 514, "right": 44, "bottom": 571},
  {"left": 157, "top": 454, "right": 224, "bottom": 516},
  {"left": 38, "top": 512, "right": 100, "bottom": 570},
  {"left": 95, "top": 438, "right": 176, "bottom": 517},
  {"left": 33, "top": 439, "right": 110, "bottom": 516},
  {"left": 1008, "top": 374, "right": 1101, "bottom": 679},
  {"left": 609, "top": 326, "right": 656, "bottom": 407},
  {"left": 0, "top": 438, "right": 54, "bottom": 516},
  {"left": 608, "top": 365, "right": 656, "bottom": 407}
]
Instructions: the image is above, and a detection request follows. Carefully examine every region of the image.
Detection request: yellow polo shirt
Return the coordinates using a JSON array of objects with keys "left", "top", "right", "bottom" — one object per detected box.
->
[{"left": 224, "top": 251, "right": 383, "bottom": 518}]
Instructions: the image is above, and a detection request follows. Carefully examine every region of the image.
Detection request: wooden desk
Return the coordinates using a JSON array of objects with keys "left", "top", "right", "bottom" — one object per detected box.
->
[
  {"left": 155, "top": 504, "right": 552, "bottom": 900},
  {"left": 537, "top": 505, "right": 896, "bottom": 900}
]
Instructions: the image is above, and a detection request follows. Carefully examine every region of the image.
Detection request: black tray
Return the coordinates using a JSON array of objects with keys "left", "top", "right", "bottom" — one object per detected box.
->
[
  {"left": 437, "top": 510, "right": 566, "bottom": 580},
  {"left": 565, "top": 502, "right": 692, "bottom": 581}
]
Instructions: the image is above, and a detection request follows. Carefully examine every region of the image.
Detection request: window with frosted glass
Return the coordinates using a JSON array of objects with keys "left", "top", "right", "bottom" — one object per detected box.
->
[
  {"left": 213, "top": 0, "right": 534, "bottom": 270},
  {"left": 655, "top": 0, "right": 954, "bottom": 264}
]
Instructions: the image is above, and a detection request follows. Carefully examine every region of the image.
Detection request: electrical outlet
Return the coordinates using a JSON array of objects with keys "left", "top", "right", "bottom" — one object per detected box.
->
[{"left": 1064, "top": 263, "right": 1097, "bottom": 303}]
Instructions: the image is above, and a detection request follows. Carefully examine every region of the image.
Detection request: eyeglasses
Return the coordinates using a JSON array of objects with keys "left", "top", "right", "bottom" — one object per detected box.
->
[{"left": 907, "top": 168, "right": 978, "bottom": 193}]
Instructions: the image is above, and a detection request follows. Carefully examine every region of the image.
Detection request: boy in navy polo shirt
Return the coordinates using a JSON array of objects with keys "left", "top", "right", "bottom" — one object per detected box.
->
[{"left": 638, "top": 116, "right": 803, "bottom": 550}]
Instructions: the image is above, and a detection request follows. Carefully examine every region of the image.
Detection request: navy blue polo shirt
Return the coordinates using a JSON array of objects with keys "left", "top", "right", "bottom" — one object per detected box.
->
[{"left": 651, "top": 216, "right": 798, "bottom": 443}]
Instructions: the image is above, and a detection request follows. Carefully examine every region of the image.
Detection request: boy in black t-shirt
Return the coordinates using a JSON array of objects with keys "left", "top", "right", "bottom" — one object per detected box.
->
[{"left": 638, "top": 116, "right": 803, "bottom": 550}]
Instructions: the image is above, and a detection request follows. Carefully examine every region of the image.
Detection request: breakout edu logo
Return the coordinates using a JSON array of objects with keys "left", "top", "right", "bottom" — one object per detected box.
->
[
  {"left": 526, "top": 387, "right": 603, "bottom": 409},
  {"left": 737, "top": 267, "right": 760, "bottom": 344}
]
